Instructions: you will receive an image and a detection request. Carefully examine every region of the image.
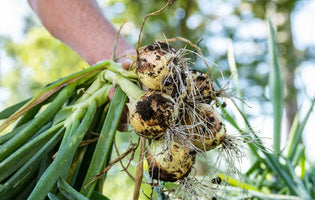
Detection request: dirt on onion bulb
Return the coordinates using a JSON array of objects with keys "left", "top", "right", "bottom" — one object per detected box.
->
[
  {"left": 182, "top": 70, "right": 218, "bottom": 104},
  {"left": 137, "top": 42, "right": 177, "bottom": 90},
  {"left": 146, "top": 139, "right": 196, "bottom": 182},
  {"left": 183, "top": 103, "right": 226, "bottom": 151},
  {"left": 129, "top": 90, "right": 178, "bottom": 139}
]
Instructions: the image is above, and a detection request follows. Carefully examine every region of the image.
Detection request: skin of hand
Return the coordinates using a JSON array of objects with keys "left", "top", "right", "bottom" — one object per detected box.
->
[
  {"left": 27, "top": 0, "right": 134, "bottom": 65},
  {"left": 28, "top": 0, "right": 135, "bottom": 130}
]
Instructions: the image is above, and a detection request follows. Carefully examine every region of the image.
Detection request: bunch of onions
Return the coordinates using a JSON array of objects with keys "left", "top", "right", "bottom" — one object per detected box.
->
[{"left": 130, "top": 41, "right": 240, "bottom": 183}]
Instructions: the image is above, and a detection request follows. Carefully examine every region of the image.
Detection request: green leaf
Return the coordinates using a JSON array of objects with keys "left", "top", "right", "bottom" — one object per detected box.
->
[
  {"left": 57, "top": 178, "right": 89, "bottom": 200},
  {"left": 0, "top": 84, "right": 75, "bottom": 162},
  {"left": 0, "top": 123, "right": 63, "bottom": 182},
  {"left": 0, "top": 120, "right": 32, "bottom": 145},
  {"left": 268, "top": 19, "right": 284, "bottom": 154},
  {"left": 287, "top": 98, "right": 315, "bottom": 161},
  {"left": 0, "top": 99, "right": 29, "bottom": 120},
  {"left": 80, "top": 86, "right": 127, "bottom": 197},
  {"left": 15, "top": 179, "right": 37, "bottom": 200},
  {"left": 28, "top": 101, "right": 97, "bottom": 200},
  {"left": 47, "top": 193, "right": 60, "bottom": 200},
  {"left": 91, "top": 191, "right": 110, "bottom": 200},
  {"left": 227, "top": 38, "right": 243, "bottom": 103},
  {"left": 0, "top": 127, "right": 64, "bottom": 200},
  {"left": 15, "top": 97, "right": 51, "bottom": 128},
  {"left": 226, "top": 100, "right": 306, "bottom": 195},
  {"left": 0, "top": 59, "right": 114, "bottom": 132},
  {"left": 284, "top": 158, "right": 311, "bottom": 199},
  {"left": 291, "top": 144, "right": 305, "bottom": 167}
]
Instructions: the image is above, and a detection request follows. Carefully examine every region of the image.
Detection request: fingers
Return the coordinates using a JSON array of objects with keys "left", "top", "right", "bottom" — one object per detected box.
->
[
  {"left": 120, "top": 58, "right": 133, "bottom": 70},
  {"left": 108, "top": 87, "right": 116, "bottom": 101}
]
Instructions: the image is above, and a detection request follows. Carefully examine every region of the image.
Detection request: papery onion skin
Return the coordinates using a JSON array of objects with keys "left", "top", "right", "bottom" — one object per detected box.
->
[
  {"left": 182, "top": 70, "right": 218, "bottom": 103},
  {"left": 146, "top": 139, "right": 196, "bottom": 182},
  {"left": 129, "top": 90, "right": 177, "bottom": 139},
  {"left": 137, "top": 42, "right": 177, "bottom": 90},
  {"left": 184, "top": 104, "right": 226, "bottom": 151}
]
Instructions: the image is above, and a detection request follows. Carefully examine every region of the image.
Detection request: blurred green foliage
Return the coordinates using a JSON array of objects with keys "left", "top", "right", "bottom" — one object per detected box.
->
[{"left": 2, "top": 27, "right": 86, "bottom": 104}]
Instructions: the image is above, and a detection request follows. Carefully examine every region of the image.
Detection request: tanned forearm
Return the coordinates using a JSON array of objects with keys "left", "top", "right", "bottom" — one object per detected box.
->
[{"left": 28, "top": 0, "right": 134, "bottom": 65}]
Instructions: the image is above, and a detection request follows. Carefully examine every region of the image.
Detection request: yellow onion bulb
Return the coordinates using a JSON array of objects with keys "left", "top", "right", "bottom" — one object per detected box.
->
[
  {"left": 182, "top": 70, "right": 217, "bottom": 103},
  {"left": 184, "top": 103, "right": 226, "bottom": 151},
  {"left": 137, "top": 42, "right": 177, "bottom": 90},
  {"left": 129, "top": 90, "right": 177, "bottom": 139},
  {"left": 146, "top": 139, "right": 196, "bottom": 182}
]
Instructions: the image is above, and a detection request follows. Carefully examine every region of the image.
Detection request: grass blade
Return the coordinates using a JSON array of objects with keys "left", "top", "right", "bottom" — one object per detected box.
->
[
  {"left": 227, "top": 38, "right": 243, "bottom": 102},
  {"left": 291, "top": 144, "right": 305, "bottom": 167},
  {"left": 80, "top": 86, "right": 127, "bottom": 197},
  {"left": 90, "top": 191, "right": 110, "bottom": 200},
  {"left": 228, "top": 100, "right": 306, "bottom": 195},
  {"left": 268, "top": 19, "right": 284, "bottom": 154},
  {"left": 287, "top": 98, "right": 315, "bottom": 161}
]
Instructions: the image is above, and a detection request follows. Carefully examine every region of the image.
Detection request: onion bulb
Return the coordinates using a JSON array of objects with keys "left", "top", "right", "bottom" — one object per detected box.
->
[
  {"left": 182, "top": 70, "right": 217, "bottom": 103},
  {"left": 137, "top": 42, "right": 177, "bottom": 90},
  {"left": 146, "top": 139, "right": 196, "bottom": 182},
  {"left": 184, "top": 103, "right": 226, "bottom": 151},
  {"left": 129, "top": 90, "right": 177, "bottom": 139}
]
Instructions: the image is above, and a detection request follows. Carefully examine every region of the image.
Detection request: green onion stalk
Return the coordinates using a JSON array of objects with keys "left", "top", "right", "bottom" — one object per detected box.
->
[
  {"left": 0, "top": 60, "right": 141, "bottom": 200},
  {"left": 26, "top": 61, "right": 139, "bottom": 200}
]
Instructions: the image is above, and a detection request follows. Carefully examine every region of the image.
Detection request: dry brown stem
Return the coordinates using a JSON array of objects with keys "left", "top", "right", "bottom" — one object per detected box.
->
[
  {"left": 84, "top": 142, "right": 138, "bottom": 189},
  {"left": 113, "top": 20, "right": 127, "bottom": 60},
  {"left": 114, "top": 137, "right": 137, "bottom": 181},
  {"left": 133, "top": 137, "right": 146, "bottom": 200},
  {"left": 136, "top": 0, "right": 176, "bottom": 57},
  {"left": 78, "top": 137, "right": 99, "bottom": 147}
]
